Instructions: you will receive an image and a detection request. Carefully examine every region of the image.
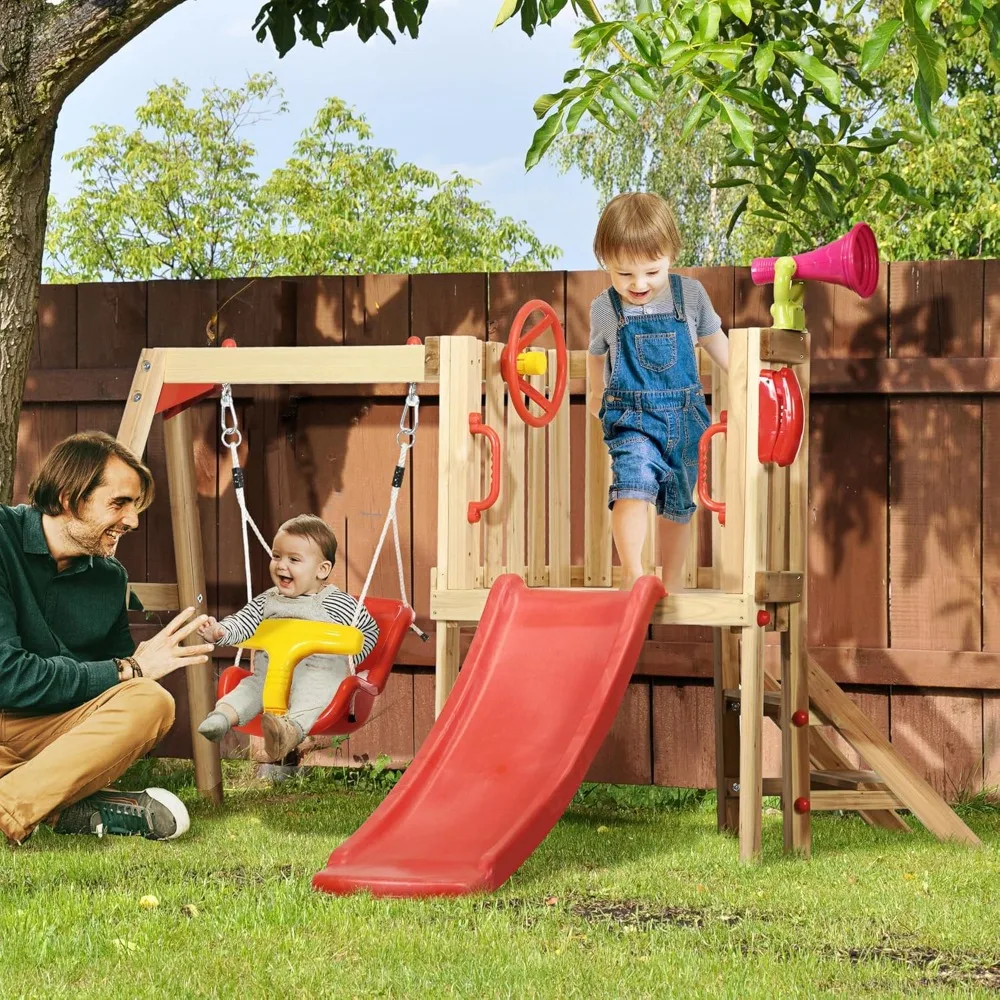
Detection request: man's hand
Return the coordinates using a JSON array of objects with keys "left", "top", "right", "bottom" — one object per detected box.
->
[
  {"left": 197, "top": 616, "right": 226, "bottom": 643},
  {"left": 133, "top": 608, "right": 214, "bottom": 682}
]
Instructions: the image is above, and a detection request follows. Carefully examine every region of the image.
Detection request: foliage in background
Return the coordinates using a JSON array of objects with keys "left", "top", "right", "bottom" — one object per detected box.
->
[
  {"left": 497, "top": 0, "right": 1000, "bottom": 257},
  {"left": 44, "top": 75, "right": 559, "bottom": 282},
  {"left": 552, "top": 9, "right": 1000, "bottom": 261}
]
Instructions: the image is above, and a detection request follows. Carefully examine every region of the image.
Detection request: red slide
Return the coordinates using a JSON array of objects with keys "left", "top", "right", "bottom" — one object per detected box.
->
[{"left": 313, "top": 573, "right": 665, "bottom": 897}]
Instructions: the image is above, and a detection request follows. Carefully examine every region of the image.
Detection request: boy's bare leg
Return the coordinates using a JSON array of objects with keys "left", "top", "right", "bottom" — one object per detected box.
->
[
  {"left": 611, "top": 498, "right": 651, "bottom": 591},
  {"left": 660, "top": 519, "right": 691, "bottom": 594}
]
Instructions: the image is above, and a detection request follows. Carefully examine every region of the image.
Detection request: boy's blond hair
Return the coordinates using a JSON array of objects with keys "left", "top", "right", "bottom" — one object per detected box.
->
[{"left": 593, "top": 192, "right": 682, "bottom": 268}]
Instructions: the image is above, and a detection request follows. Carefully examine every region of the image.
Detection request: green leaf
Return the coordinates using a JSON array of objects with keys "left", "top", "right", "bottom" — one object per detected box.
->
[
  {"left": 565, "top": 92, "right": 596, "bottom": 132},
  {"left": 772, "top": 231, "right": 793, "bottom": 256},
  {"left": 606, "top": 82, "right": 639, "bottom": 121},
  {"left": 904, "top": 0, "right": 946, "bottom": 99},
  {"left": 754, "top": 42, "right": 775, "bottom": 85},
  {"left": 532, "top": 89, "right": 568, "bottom": 119},
  {"left": 697, "top": 3, "right": 723, "bottom": 42},
  {"left": 814, "top": 181, "right": 838, "bottom": 219},
  {"left": 525, "top": 110, "right": 565, "bottom": 169},
  {"left": 681, "top": 92, "right": 713, "bottom": 139},
  {"left": 726, "top": 194, "right": 748, "bottom": 237},
  {"left": 637, "top": 0, "right": 654, "bottom": 12},
  {"left": 624, "top": 23, "right": 660, "bottom": 62},
  {"left": 726, "top": 0, "right": 752, "bottom": 25},
  {"left": 627, "top": 73, "right": 658, "bottom": 101},
  {"left": 913, "top": 72, "right": 939, "bottom": 134},
  {"left": 860, "top": 18, "right": 902, "bottom": 75},
  {"left": 722, "top": 101, "right": 754, "bottom": 153},
  {"left": 784, "top": 50, "right": 841, "bottom": 104},
  {"left": 711, "top": 177, "right": 752, "bottom": 187}
]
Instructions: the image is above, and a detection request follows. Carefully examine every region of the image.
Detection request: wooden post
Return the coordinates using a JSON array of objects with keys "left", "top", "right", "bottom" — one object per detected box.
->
[
  {"left": 584, "top": 362, "right": 612, "bottom": 586},
  {"left": 711, "top": 360, "right": 740, "bottom": 832},
  {"left": 736, "top": 328, "right": 768, "bottom": 863},
  {"left": 781, "top": 346, "right": 811, "bottom": 855},
  {"left": 547, "top": 349, "right": 571, "bottom": 588},
  {"left": 162, "top": 409, "right": 223, "bottom": 805},
  {"left": 434, "top": 337, "right": 482, "bottom": 714}
]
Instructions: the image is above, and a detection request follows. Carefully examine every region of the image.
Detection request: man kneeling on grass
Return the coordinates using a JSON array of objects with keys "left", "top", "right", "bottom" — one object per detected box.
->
[{"left": 0, "top": 431, "right": 214, "bottom": 845}]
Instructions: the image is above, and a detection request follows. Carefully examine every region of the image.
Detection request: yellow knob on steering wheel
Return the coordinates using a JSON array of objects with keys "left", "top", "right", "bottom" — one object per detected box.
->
[{"left": 238, "top": 619, "right": 365, "bottom": 717}]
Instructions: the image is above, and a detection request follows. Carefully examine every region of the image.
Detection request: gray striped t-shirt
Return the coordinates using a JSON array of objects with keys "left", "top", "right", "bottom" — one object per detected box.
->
[{"left": 588, "top": 276, "right": 723, "bottom": 386}]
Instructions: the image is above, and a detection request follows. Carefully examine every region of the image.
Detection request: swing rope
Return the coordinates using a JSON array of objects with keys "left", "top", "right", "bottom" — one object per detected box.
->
[{"left": 219, "top": 383, "right": 427, "bottom": 675}]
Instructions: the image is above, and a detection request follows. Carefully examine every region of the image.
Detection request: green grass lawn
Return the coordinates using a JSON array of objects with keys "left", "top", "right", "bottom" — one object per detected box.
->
[{"left": 2, "top": 759, "right": 999, "bottom": 999}]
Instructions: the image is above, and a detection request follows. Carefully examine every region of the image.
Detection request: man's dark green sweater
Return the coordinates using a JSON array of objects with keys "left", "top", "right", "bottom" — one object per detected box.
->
[{"left": 0, "top": 504, "right": 136, "bottom": 713}]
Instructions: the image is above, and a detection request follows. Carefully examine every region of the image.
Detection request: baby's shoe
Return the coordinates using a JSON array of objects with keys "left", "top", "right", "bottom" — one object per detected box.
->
[{"left": 261, "top": 713, "right": 304, "bottom": 761}]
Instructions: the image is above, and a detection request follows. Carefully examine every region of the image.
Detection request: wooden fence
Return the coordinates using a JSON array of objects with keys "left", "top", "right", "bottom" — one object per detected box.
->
[{"left": 12, "top": 262, "right": 1000, "bottom": 798}]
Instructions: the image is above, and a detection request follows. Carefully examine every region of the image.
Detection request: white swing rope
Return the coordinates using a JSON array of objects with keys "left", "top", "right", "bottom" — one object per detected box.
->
[{"left": 219, "top": 383, "right": 428, "bottom": 679}]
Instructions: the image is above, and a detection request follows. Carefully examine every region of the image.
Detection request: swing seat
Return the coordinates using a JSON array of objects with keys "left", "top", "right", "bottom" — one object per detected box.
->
[{"left": 216, "top": 597, "right": 416, "bottom": 738}]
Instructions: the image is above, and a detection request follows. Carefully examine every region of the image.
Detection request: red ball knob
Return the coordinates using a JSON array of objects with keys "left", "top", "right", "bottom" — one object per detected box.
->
[
  {"left": 791, "top": 709, "right": 809, "bottom": 728},
  {"left": 793, "top": 796, "right": 810, "bottom": 814},
  {"left": 756, "top": 609, "right": 772, "bottom": 627},
  {"left": 406, "top": 336, "right": 422, "bottom": 345},
  {"left": 221, "top": 338, "right": 237, "bottom": 348}
]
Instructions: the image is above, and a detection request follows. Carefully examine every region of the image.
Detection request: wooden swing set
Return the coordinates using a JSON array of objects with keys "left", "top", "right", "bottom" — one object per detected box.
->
[{"left": 118, "top": 299, "right": 980, "bottom": 862}]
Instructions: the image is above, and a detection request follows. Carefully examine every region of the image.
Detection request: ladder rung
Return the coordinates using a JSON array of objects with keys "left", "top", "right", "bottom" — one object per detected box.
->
[
  {"left": 757, "top": 782, "right": 902, "bottom": 811},
  {"left": 809, "top": 790, "right": 903, "bottom": 811}
]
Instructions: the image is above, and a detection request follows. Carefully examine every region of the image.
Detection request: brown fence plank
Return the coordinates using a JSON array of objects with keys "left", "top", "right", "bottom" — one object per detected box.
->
[
  {"left": 77, "top": 282, "right": 147, "bottom": 579},
  {"left": 890, "top": 688, "right": 985, "bottom": 799},
  {"left": 345, "top": 275, "right": 409, "bottom": 345},
  {"left": 411, "top": 274, "right": 486, "bottom": 338},
  {"left": 890, "top": 260, "right": 985, "bottom": 358},
  {"left": 809, "top": 398, "right": 888, "bottom": 648},
  {"left": 734, "top": 266, "right": 771, "bottom": 329},
  {"left": 889, "top": 399, "right": 981, "bottom": 650},
  {"left": 295, "top": 276, "right": 345, "bottom": 346},
  {"left": 15, "top": 285, "right": 78, "bottom": 502},
  {"left": 651, "top": 682, "right": 715, "bottom": 788},
  {"left": 586, "top": 682, "right": 652, "bottom": 784},
  {"left": 806, "top": 262, "right": 888, "bottom": 359}
]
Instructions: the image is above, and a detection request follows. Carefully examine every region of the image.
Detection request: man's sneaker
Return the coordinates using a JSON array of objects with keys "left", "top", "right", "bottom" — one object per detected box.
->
[{"left": 52, "top": 787, "right": 190, "bottom": 841}]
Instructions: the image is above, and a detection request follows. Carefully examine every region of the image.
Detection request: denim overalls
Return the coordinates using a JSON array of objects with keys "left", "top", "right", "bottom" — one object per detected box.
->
[{"left": 599, "top": 274, "right": 711, "bottom": 523}]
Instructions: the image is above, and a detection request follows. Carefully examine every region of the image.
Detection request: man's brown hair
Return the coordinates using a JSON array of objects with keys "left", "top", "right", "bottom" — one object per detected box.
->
[
  {"left": 29, "top": 431, "right": 154, "bottom": 517},
  {"left": 278, "top": 514, "right": 338, "bottom": 572},
  {"left": 593, "top": 192, "right": 683, "bottom": 268}
]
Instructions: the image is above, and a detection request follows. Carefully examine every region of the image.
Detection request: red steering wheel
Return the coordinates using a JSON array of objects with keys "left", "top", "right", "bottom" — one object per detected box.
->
[{"left": 500, "top": 299, "right": 568, "bottom": 428}]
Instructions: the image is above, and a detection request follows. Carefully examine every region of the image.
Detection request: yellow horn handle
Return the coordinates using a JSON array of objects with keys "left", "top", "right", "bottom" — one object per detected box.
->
[
  {"left": 515, "top": 351, "right": 548, "bottom": 376},
  {"left": 239, "top": 618, "right": 365, "bottom": 716}
]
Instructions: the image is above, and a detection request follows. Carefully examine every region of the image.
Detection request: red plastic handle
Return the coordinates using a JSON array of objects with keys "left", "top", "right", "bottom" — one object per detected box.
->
[
  {"left": 698, "top": 411, "right": 728, "bottom": 526},
  {"left": 500, "top": 299, "right": 567, "bottom": 428},
  {"left": 468, "top": 413, "right": 501, "bottom": 523}
]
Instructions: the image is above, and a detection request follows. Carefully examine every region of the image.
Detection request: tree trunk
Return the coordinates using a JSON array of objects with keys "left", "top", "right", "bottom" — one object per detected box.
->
[{"left": 0, "top": 9, "right": 57, "bottom": 504}]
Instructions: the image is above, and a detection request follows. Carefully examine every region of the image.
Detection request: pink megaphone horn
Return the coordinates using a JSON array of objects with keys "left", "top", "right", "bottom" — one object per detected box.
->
[{"left": 750, "top": 222, "right": 880, "bottom": 299}]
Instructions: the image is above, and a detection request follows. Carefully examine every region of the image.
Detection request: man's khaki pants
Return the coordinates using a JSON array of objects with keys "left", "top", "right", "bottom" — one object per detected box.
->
[{"left": 0, "top": 679, "right": 175, "bottom": 843}]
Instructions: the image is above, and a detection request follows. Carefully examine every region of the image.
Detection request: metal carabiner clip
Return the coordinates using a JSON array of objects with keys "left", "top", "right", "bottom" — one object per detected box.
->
[{"left": 220, "top": 383, "right": 242, "bottom": 448}]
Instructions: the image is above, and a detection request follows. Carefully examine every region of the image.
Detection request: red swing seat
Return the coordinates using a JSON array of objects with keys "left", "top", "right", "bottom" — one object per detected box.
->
[{"left": 216, "top": 597, "right": 416, "bottom": 737}]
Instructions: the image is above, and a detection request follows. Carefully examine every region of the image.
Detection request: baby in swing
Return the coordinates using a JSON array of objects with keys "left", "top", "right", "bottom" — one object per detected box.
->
[{"left": 196, "top": 514, "right": 379, "bottom": 761}]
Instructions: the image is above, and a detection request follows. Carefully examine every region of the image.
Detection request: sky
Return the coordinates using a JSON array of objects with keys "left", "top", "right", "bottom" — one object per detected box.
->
[{"left": 49, "top": 0, "right": 604, "bottom": 271}]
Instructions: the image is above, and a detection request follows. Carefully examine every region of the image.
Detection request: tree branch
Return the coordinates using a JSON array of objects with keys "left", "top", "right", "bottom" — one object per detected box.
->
[{"left": 30, "top": 0, "right": 188, "bottom": 114}]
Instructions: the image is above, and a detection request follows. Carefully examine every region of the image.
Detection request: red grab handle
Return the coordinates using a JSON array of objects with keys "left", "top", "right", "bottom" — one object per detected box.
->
[
  {"left": 698, "top": 411, "right": 728, "bottom": 526},
  {"left": 468, "top": 413, "right": 501, "bottom": 523}
]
